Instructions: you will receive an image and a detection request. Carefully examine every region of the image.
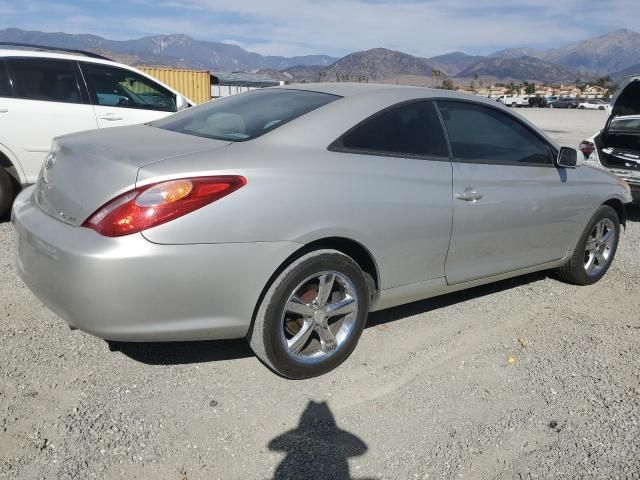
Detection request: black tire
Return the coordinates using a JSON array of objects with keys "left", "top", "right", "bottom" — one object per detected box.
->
[
  {"left": 555, "top": 205, "right": 620, "bottom": 285},
  {"left": 249, "top": 249, "right": 370, "bottom": 379},
  {"left": 0, "top": 167, "right": 14, "bottom": 220}
]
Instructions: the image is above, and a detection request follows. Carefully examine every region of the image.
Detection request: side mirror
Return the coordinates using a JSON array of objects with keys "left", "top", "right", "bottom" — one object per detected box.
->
[
  {"left": 557, "top": 147, "right": 578, "bottom": 168},
  {"left": 176, "top": 94, "right": 190, "bottom": 111}
]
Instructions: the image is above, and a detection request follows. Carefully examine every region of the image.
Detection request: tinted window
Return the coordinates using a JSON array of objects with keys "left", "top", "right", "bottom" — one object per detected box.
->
[
  {"left": 6, "top": 58, "right": 81, "bottom": 103},
  {"left": 437, "top": 101, "right": 552, "bottom": 165},
  {"left": 153, "top": 89, "right": 339, "bottom": 142},
  {"left": 0, "top": 61, "right": 12, "bottom": 97},
  {"left": 340, "top": 101, "right": 448, "bottom": 157},
  {"left": 82, "top": 63, "right": 176, "bottom": 112}
]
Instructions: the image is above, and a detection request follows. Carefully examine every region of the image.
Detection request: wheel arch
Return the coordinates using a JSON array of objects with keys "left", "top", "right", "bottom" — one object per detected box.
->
[
  {"left": 247, "top": 236, "right": 381, "bottom": 340},
  {"left": 602, "top": 197, "right": 627, "bottom": 228},
  {"left": 0, "top": 144, "right": 26, "bottom": 187}
]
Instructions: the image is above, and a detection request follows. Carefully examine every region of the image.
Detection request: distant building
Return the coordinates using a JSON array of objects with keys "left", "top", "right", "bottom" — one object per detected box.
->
[
  {"left": 455, "top": 86, "right": 475, "bottom": 95},
  {"left": 487, "top": 86, "right": 508, "bottom": 98},
  {"left": 556, "top": 85, "right": 581, "bottom": 98},
  {"left": 534, "top": 85, "right": 554, "bottom": 97},
  {"left": 211, "top": 72, "right": 281, "bottom": 98},
  {"left": 581, "top": 85, "right": 608, "bottom": 98}
]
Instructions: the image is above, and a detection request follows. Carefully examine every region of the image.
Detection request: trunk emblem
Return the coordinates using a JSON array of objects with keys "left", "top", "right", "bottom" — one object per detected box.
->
[{"left": 45, "top": 152, "right": 57, "bottom": 170}]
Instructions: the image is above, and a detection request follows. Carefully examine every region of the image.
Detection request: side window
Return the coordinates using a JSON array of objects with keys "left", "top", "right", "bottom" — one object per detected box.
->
[
  {"left": 82, "top": 63, "right": 176, "bottom": 112},
  {"left": 5, "top": 58, "right": 82, "bottom": 103},
  {"left": 437, "top": 100, "right": 553, "bottom": 165},
  {"left": 0, "top": 61, "right": 13, "bottom": 97},
  {"left": 339, "top": 101, "right": 449, "bottom": 158}
]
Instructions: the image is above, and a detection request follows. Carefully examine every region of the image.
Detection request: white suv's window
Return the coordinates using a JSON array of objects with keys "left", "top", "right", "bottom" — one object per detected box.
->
[
  {"left": 6, "top": 58, "right": 82, "bottom": 103},
  {"left": 0, "top": 60, "right": 13, "bottom": 97},
  {"left": 0, "top": 61, "right": 12, "bottom": 97},
  {"left": 81, "top": 63, "right": 177, "bottom": 112}
]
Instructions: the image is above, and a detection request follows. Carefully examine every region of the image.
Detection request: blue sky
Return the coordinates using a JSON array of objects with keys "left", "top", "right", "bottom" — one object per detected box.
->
[{"left": 1, "top": 0, "right": 636, "bottom": 57}]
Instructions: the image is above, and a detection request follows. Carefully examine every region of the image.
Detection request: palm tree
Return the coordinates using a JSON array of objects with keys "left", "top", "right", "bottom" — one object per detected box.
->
[{"left": 431, "top": 69, "right": 441, "bottom": 88}]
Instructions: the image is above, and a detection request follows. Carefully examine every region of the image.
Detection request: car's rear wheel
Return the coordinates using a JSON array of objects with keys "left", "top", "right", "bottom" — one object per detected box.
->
[
  {"left": 249, "top": 249, "right": 369, "bottom": 379},
  {"left": 555, "top": 205, "right": 620, "bottom": 285},
  {"left": 0, "top": 167, "right": 14, "bottom": 220}
]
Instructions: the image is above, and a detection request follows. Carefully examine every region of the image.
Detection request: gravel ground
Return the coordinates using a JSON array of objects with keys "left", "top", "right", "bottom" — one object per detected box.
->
[{"left": 1, "top": 109, "right": 639, "bottom": 480}]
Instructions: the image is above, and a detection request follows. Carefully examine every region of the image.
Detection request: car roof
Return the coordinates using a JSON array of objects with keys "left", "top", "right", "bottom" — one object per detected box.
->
[
  {"left": 0, "top": 47, "right": 122, "bottom": 67},
  {"left": 260, "top": 82, "right": 559, "bottom": 150},
  {"left": 277, "top": 82, "right": 504, "bottom": 105}
]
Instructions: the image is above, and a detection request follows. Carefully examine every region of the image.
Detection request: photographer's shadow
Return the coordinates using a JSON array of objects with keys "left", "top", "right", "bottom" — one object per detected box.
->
[{"left": 269, "top": 401, "right": 374, "bottom": 480}]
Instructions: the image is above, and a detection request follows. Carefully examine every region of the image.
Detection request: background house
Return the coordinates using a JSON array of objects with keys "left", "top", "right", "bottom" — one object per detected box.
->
[{"left": 581, "top": 85, "right": 608, "bottom": 98}]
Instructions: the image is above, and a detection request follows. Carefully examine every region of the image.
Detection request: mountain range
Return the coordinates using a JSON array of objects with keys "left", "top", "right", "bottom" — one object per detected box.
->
[
  {"left": 0, "top": 28, "right": 337, "bottom": 71},
  {"left": 1, "top": 27, "right": 639, "bottom": 85}
]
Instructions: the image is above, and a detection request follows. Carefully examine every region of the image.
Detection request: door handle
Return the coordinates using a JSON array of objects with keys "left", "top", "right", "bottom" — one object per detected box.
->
[
  {"left": 456, "top": 188, "right": 483, "bottom": 202},
  {"left": 98, "top": 113, "right": 124, "bottom": 121},
  {"left": 0, "top": 107, "right": 8, "bottom": 113}
]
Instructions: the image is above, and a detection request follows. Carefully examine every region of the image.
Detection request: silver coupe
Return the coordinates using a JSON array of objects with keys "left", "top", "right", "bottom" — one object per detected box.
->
[{"left": 12, "top": 84, "right": 632, "bottom": 378}]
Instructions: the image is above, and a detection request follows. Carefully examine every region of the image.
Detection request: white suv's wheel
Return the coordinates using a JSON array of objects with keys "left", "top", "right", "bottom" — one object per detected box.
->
[{"left": 0, "top": 167, "right": 14, "bottom": 219}]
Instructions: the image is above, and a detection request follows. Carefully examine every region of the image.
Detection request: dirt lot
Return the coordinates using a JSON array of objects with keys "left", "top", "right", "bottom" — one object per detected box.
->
[{"left": 1, "top": 109, "right": 639, "bottom": 480}]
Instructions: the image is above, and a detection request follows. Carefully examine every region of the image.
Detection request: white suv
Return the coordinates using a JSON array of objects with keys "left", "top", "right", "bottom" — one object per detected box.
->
[{"left": 0, "top": 43, "right": 195, "bottom": 217}]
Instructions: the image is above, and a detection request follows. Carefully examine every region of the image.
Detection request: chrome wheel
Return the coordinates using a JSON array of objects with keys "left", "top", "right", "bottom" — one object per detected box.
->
[
  {"left": 281, "top": 271, "right": 359, "bottom": 363},
  {"left": 584, "top": 218, "right": 616, "bottom": 277}
]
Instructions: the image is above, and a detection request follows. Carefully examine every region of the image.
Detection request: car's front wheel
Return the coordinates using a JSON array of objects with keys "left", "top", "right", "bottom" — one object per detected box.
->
[
  {"left": 555, "top": 205, "right": 620, "bottom": 285},
  {"left": 249, "top": 249, "right": 370, "bottom": 379}
]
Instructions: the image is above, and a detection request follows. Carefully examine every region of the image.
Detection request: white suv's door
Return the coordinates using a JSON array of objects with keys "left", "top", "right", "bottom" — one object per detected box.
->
[
  {"left": 0, "top": 58, "right": 98, "bottom": 184},
  {"left": 80, "top": 62, "right": 178, "bottom": 128}
]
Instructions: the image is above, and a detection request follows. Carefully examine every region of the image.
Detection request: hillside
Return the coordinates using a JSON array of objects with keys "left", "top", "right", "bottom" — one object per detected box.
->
[
  {"left": 427, "top": 51, "right": 486, "bottom": 76},
  {"left": 489, "top": 29, "right": 640, "bottom": 77},
  {"left": 455, "top": 56, "right": 578, "bottom": 84},
  {"left": 610, "top": 63, "right": 640, "bottom": 84},
  {"left": 0, "top": 28, "right": 337, "bottom": 71},
  {"left": 321, "top": 48, "right": 436, "bottom": 82}
]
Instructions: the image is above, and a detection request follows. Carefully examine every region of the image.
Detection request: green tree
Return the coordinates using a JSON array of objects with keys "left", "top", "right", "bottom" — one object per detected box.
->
[
  {"left": 441, "top": 79, "right": 454, "bottom": 90},
  {"left": 595, "top": 76, "right": 612, "bottom": 88}
]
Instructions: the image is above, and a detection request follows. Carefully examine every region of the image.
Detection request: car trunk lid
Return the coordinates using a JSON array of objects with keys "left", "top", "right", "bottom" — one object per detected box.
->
[
  {"left": 600, "top": 78, "right": 640, "bottom": 173},
  {"left": 35, "top": 125, "right": 231, "bottom": 226}
]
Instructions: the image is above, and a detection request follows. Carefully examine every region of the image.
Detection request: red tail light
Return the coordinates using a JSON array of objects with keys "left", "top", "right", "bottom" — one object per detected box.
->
[
  {"left": 83, "top": 176, "right": 246, "bottom": 237},
  {"left": 579, "top": 141, "right": 595, "bottom": 158}
]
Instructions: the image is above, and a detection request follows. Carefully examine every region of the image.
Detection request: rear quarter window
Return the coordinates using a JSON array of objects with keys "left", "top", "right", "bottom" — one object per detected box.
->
[{"left": 337, "top": 100, "right": 449, "bottom": 158}]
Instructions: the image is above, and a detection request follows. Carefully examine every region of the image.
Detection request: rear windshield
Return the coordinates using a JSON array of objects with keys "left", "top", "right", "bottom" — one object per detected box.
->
[{"left": 152, "top": 89, "right": 340, "bottom": 142}]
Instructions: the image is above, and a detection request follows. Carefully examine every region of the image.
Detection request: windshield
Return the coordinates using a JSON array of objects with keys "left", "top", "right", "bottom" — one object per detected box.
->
[{"left": 152, "top": 89, "right": 340, "bottom": 142}]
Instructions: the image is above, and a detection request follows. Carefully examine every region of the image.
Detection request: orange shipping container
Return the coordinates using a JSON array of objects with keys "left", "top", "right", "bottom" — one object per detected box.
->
[{"left": 139, "top": 67, "right": 211, "bottom": 105}]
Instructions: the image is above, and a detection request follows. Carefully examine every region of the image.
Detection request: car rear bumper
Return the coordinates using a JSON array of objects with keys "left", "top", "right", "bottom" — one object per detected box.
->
[{"left": 12, "top": 186, "right": 301, "bottom": 342}]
